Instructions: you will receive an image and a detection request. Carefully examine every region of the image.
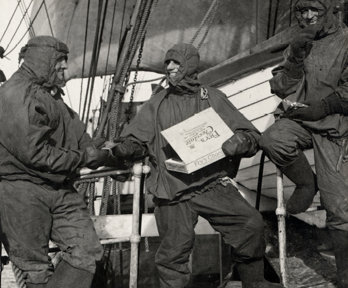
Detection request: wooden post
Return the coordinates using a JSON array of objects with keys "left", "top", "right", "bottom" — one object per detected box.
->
[
  {"left": 276, "top": 168, "right": 288, "bottom": 287},
  {"left": 129, "top": 163, "right": 150, "bottom": 288}
]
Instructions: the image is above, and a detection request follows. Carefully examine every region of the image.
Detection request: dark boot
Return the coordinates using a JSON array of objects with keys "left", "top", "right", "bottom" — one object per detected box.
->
[
  {"left": 236, "top": 258, "right": 283, "bottom": 288},
  {"left": 46, "top": 260, "right": 94, "bottom": 288},
  {"left": 280, "top": 151, "right": 317, "bottom": 214},
  {"left": 329, "top": 229, "right": 348, "bottom": 288}
]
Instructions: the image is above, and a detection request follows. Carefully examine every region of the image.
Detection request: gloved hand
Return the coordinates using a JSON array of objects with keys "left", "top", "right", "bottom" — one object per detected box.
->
[
  {"left": 222, "top": 132, "right": 253, "bottom": 157},
  {"left": 107, "top": 138, "right": 147, "bottom": 160},
  {"left": 283, "top": 99, "right": 326, "bottom": 121},
  {"left": 288, "top": 25, "right": 321, "bottom": 64},
  {"left": 83, "top": 146, "right": 110, "bottom": 170},
  {"left": 283, "top": 93, "right": 348, "bottom": 121}
]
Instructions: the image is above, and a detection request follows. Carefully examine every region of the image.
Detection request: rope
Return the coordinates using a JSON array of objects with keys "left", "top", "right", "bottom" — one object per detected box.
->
[
  {"left": 4, "top": 0, "right": 42, "bottom": 58},
  {"left": 18, "top": 0, "right": 35, "bottom": 38},
  {"left": 81, "top": 0, "right": 104, "bottom": 123},
  {"left": 267, "top": 0, "right": 274, "bottom": 39},
  {"left": 43, "top": 0, "right": 54, "bottom": 37},
  {"left": 272, "top": 0, "right": 280, "bottom": 36},
  {"left": 195, "top": 4, "right": 218, "bottom": 50},
  {"left": 78, "top": 0, "right": 91, "bottom": 115},
  {"left": 103, "top": 0, "right": 118, "bottom": 76},
  {"left": 125, "top": 75, "right": 165, "bottom": 87},
  {"left": 112, "top": 0, "right": 155, "bottom": 139},
  {"left": 0, "top": 2, "right": 20, "bottom": 44},
  {"left": 3, "top": 0, "right": 35, "bottom": 53},
  {"left": 189, "top": 0, "right": 219, "bottom": 47},
  {"left": 84, "top": 0, "right": 110, "bottom": 127},
  {"left": 100, "top": 177, "right": 111, "bottom": 215}
]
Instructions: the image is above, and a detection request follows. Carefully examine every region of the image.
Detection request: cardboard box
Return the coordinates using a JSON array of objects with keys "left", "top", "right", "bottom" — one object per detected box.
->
[{"left": 161, "top": 107, "right": 233, "bottom": 174}]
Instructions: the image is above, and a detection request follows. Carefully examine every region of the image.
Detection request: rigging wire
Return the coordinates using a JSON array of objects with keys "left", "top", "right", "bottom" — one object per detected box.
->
[
  {"left": 272, "top": 0, "right": 280, "bottom": 36},
  {"left": 195, "top": 3, "right": 218, "bottom": 50},
  {"left": 3, "top": 0, "right": 35, "bottom": 53},
  {"left": 189, "top": 0, "right": 219, "bottom": 47},
  {"left": 4, "top": 0, "right": 43, "bottom": 58},
  {"left": 267, "top": 0, "right": 273, "bottom": 39},
  {"left": 43, "top": 0, "right": 54, "bottom": 37},
  {"left": 18, "top": 0, "right": 35, "bottom": 38},
  {"left": 99, "top": 0, "right": 118, "bottom": 117},
  {"left": 81, "top": 0, "right": 105, "bottom": 123},
  {"left": 103, "top": 0, "right": 118, "bottom": 76},
  {"left": 79, "top": 0, "right": 91, "bottom": 115},
  {"left": 85, "top": 0, "right": 109, "bottom": 129},
  {"left": 0, "top": 2, "right": 20, "bottom": 44}
]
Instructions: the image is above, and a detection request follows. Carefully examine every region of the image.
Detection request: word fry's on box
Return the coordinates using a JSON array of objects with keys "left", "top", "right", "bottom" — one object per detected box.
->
[{"left": 161, "top": 107, "right": 234, "bottom": 174}]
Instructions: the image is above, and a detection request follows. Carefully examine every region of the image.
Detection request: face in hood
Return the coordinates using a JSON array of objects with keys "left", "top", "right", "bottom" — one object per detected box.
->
[
  {"left": 294, "top": 0, "right": 341, "bottom": 37},
  {"left": 19, "top": 36, "right": 69, "bottom": 88},
  {"left": 164, "top": 43, "right": 201, "bottom": 93}
]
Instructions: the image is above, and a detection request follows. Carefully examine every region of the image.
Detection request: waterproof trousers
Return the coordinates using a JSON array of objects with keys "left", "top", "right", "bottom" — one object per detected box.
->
[
  {"left": 0, "top": 179, "right": 103, "bottom": 285},
  {"left": 154, "top": 182, "right": 265, "bottom": 288},
  {"left": 259, "top": 118, "right": 348, "bottom": 231}
]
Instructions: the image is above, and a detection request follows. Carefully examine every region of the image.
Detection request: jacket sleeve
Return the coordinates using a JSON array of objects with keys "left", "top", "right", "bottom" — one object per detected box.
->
[
  {"left": 120, "top": 100, "right": 157, "bottom": 147},
  {"left": 270, "top": 49, "right": 305, "bottom": 99},
  {"left": 0, "top": 87, "right": 85, "bottom": 174}
]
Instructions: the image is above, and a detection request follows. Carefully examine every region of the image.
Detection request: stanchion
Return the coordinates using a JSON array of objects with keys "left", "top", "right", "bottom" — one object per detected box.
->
[{"left": 276, "top": 168, "right": 288, "bottom": 287}]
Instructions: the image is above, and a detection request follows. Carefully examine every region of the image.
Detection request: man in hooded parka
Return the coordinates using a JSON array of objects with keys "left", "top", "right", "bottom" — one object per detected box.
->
[
  {"left": 259, "top": 0, "right": 348, "bottom": 287},
  {"left": 111, "top": 43, "right": 283, "bottom": 288},
  {"left": 0, "top": 36, "right": 117, "bottom": 287}
]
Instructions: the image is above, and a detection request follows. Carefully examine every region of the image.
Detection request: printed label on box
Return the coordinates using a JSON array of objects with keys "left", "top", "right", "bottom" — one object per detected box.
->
[{"left": 161, "top": 107, "right": 233, "bottom": 173}]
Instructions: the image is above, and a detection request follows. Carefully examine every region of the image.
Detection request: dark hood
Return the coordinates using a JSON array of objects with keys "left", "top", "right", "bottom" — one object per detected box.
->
[
  {"left": 294, "top": 0, "right": 341, "bottom": 37},
  {"left": 19, "top": 36, "right": 69, "bottom": 88},
  {"left": 164, "top": 43, "right": 201, "bottom": 94}
]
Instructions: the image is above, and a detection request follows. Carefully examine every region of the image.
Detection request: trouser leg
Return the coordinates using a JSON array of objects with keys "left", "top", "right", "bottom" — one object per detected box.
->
[
  {"left": 311, "top": 134, "right": 348, "bottom": 287},
  {"left": 189, "top": 183, "right": 283, "bottom": 287},
  {"left": 49, "top": 187, "right": 103, "bottom": 275},
  {"left": 190, "top": 183, "right": 265, "bottom": 262},
  {"left": 259, "top": 118, "right": 317, "bottom": 213},
  {"left": 154, "top": 200, "right": 197, "bottom": 288},
  {"left": 0, "top": 180, "right": 53, "bottom": 285},
  {"left": 0, "top": 180, "right": 103, "bottom": 286},
  {"left": 312, "top": 134, "right": 348, "bottom": 231}
]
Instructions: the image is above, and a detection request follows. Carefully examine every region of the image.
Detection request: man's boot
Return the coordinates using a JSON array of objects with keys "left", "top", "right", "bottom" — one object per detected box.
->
[
  {"left": 236, "top": 258, "right": 283, "bottom": 288},
  {"left": 46, "top": 260, "right": 94, "bottom": 288},
  {"left": 280, "top": 151, "right": 317, "bottom": 214},
  {"left": 329, "top": 229, "right": 348, "bottom": 288}
]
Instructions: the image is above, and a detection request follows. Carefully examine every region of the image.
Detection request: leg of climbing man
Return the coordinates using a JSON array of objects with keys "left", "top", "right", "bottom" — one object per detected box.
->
[
  {"left": 189, "top": 181, "right": 283, "bottom": 288},
  {"left": 259, "top": 118, "right": 317, "bottom": 214}
]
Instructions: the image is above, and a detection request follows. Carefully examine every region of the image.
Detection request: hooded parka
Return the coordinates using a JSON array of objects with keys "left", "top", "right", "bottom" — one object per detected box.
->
[
  {"left": 121, "top": 44, "right": 266, "bottom": 288},
  {"left": 260, "top": 0, "right": 348, "bottom": 231},
  {"left": 0, "top": 36, "right": 103, "bottom": 285}
]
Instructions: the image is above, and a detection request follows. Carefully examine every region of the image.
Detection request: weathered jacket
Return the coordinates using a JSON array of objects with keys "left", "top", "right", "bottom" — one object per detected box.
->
[
  {"left": 270, "top": 22, "right": 348, "bottom": 139},
  {"left": 0, "top": 37, "right": 90, "bottom": 185},
  {"left": 121, "top": 86, "right": 260, "bottom": 200}
]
